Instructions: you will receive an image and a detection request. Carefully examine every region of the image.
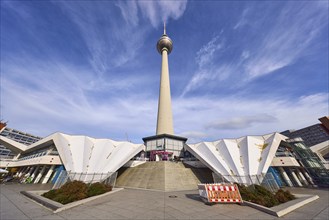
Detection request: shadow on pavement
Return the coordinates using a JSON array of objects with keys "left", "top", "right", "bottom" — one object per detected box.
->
[{"left": 185, "top": 193, "right": 203, "bottom": 202}]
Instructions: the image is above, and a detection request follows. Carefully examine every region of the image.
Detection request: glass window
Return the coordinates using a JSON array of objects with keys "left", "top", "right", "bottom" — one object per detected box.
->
[{"left": 157, "top": 139, "right": 164, "bottom": 146}]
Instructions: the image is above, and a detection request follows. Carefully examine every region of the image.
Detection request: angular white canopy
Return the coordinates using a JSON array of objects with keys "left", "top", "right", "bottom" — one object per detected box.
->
[
  {"left": 50, "top": 133, "right": 144, "bottom": 174},
  {"left": 1, "top": 132, "right": 144, "bottom": 175},
  {"left": 185, "top": 132, "right": 287, "bottom": 185}
]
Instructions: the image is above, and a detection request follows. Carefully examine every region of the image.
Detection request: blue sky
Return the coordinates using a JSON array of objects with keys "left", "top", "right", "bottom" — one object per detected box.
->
[{"left": 1, "top": 1, "right": 328, "bottom": 143}]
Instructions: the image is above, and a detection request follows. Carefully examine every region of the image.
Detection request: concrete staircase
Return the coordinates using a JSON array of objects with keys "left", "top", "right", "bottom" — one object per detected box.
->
[{"left": 115, "top": 161, "right": 213, "bottom": 191}]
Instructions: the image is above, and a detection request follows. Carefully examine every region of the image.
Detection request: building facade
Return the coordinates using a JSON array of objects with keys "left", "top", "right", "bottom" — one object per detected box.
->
[
  {"left": 281, "top": 116, "right": 329, "bottom": 169},
  {"left": 0, "top": 132, "right": 144, "bottom": 184},
  {"left": 268, "top": 139, "right": 329, "bottom": 188},
  {"left": 0, "top": 122, "right": 42, "bottom": 158}
]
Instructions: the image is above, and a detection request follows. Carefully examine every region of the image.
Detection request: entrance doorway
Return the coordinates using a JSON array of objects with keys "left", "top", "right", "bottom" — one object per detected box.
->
[{"left": 150, "top": 150, "right": 173, "bottom": 161}]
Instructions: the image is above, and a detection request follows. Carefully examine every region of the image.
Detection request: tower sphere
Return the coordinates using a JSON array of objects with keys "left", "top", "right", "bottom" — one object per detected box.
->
[{"left": 157, "top": 34, "right": 173, "bottom": 54}]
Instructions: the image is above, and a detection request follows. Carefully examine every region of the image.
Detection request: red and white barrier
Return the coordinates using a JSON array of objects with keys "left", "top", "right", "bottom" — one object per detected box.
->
[{"left": 198, "top": 183, "right": 243, "bottom": 204}]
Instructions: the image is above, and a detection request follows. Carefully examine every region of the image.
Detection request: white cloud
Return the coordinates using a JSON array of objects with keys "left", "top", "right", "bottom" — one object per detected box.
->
[
  {"left": 181, "top": 64, "right": 233, "bottom": 97},
  {"left": 116, "top": 1, "right": 139, "bottom": 26},
  {"left": 245, "top": 3, "right": 328, "bottom": 79},
  {"left": 55, "top": 1, "right": 147, "bottom": 75},
  {"left": 172, "top": 93, "right": 328, "bottom": 142},
  {"left": 2, "top": 57, "right": 327, "bottom": 143},
  {"left": 179, "top": 131, "right": 210, "bottom": 143},
  {"left": 56, "top": 1, "right": 187, "bottom": 76},
  {"left": 181, "top": 3, "right": 328, "bottom": 96},
  {"left": 241, "top": 50, "right": 250, "bottom": 60},
  {"left": 137, "top": 0, "right": 187, "bottom": 27},
  {"left": 233, "top": 8, "right": 249, "bottom": 30},
  {"left": 181, "top": 35, "right": 226, "bottom": 96},
  {"left": 1, "top": 58, "right": 155, "bottom": 140},
  {"left": 117, "top": 0, "right": 187, "bottom": 28},
  {"left": 158, "top": 1, "right": 187, "bottom": 20},
  {"left": 206, "top": 114, "right": 277, "bottom": 130},
  {"left": 196, "top": 35, "right": 223, "bottom": 68}
]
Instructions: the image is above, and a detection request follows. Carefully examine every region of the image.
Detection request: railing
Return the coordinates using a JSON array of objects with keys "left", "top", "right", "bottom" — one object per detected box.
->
[
  {"left": 275, "top": 152, "right": 294, "bottom": 157},
  {"left": 0, "top": 155, "right": 15, "bottom": 160},
  {"left": 312, "top": 176, "right": 329, "bottom": 187},
  {"left": 17, "top": 151, "right": 47, "bottom": 161},
  {"left": 52, "top": 171, "right": 118, "bottom": 189},
  {"left": 322, "top": 161, "right": 329, "bottom": 167},
  {"left": 212, "top": 173, "right": 280, "bottom": 193}
]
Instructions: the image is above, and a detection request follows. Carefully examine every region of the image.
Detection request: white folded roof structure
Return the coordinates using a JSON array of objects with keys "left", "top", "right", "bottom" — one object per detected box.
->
[
  {"left": 185, "top": 132, "right": 287, "bottom": 185},
  {"left": 52, "top": 133, "right": 144, "bottom": 174},
  {"left": 0, "top": 132, "right": 144, "bottom": 174}
]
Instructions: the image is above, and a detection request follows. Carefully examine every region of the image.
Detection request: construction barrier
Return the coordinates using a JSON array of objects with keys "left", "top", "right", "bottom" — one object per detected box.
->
[{"left": 198, "top": 183, "right": 243, "bottom": 204}]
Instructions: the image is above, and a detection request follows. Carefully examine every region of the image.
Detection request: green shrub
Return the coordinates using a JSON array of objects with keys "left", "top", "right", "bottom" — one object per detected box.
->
[
  {"left": 254, "top": 185, "right": 274, "bottom": 197},
  {"left": 237, "top": 184, "right": 257, "bottom": 202},
  {"left": 57, "top": 180, "right": 88, "bottom": 195},
  {"left": 87, "top": 182, "right": 112, "bottom": 197},
  {"left": 283, "top": 190, "right": 295, "bottom": 200},
  {"left": 47, "top": 181, "right": 88, "bottom": 204},
  {"left": 52, "top": 193, "right": 75, "bottom": 204},
  {"left": 275, "top": 189, "right": 289, "bottom": 203},
  {"left": 237, "top": 184, "right": 294, "bottom": 208},
  {"left": 253, "top": 185, "right": 279, "bottom": 207},
  {"left": 42, "top": 189, "right": 57, "bottom": 200},
  {"left": 275, "top": 189, "right": 295, "bottom": 203},
  {"left": 42, "top": 180, "right": 112, "bottom": 205}
]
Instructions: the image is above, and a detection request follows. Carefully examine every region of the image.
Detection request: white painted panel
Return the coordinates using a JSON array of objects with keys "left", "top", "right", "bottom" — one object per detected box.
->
[
  {"left": 186, "top": 132, "right": 285, "bottom": 185},
  {"left": 82, "top": 137, "right": 94, "bottom": 173},
  {"left": 259, "top": 133, "right": 286, "bottom": 174},
  {"left": 89, "top": 139, "right": 113, "bottom": 173},
  {"left": 54, "top": 133, "right": 73, "bottom": 171},
  {"left": 69, "top": 136, "right": 86, "bottom": 173},
  {"left": 237, "top": 137, "right": 249, "bottom": 177},
  {"left": 195, "top": 142, "right": 236, "bottom": 182},
  {"left": 221, "top": 139, "right": 245, "bottom": 176},
  {"left": 247, "top": 136, "right": 264, "bottom": 175}
]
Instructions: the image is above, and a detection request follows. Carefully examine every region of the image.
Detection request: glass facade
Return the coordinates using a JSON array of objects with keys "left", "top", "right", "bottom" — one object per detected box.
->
[
  {"left": 0, "top": 124, "right": 42, "bottom": 157},
  {"left": 282, "top": 124, "right": 329, "bottom": 148},
  {"left": 143, "top": 134, "right": 187, "bottom": 160},
  {"left": 145, "top": 137, "right": 184, "bottom": 157},
  {"left": 286, "top": 138, "right": 329, "bottom": 186}
]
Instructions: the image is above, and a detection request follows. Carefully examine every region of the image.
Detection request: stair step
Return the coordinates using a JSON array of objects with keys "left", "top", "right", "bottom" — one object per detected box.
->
[{"left": 115, "top": 161, "right": 213, "bottom": 191}]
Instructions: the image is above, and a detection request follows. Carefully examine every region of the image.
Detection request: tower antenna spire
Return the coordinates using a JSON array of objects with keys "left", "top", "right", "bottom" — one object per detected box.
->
[{"left": 163, "top": 21, "right": 166, "bottom": 35}]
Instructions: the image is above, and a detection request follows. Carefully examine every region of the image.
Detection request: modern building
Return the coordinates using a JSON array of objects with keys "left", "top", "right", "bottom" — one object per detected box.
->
[
  {"left": 185, "top": 133, "right": 287, "bottom": 185},
  {"left": 282, "top": 116, "right": 329, "bottom": 169},
  {"left": 1, "top": 26, "right": 327, "bottom": 190},
  {"left": 0, "top": 122, "right": 42, "bottom": 158},
  {"left": 0, "top": 132, "right": 143, "bottom": 184},
  {"left": 268, "top": 139, "right": 327, "bottom": 188}
]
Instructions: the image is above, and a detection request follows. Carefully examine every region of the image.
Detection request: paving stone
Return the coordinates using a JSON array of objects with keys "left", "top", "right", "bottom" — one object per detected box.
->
[{"left": 1, "top": 184, "right": 328, "bottom": 220}]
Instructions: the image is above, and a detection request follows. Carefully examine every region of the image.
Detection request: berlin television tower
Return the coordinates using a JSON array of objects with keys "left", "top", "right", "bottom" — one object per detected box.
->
[{"left": 156, "top": 23, "right": 174, "bottom": 135}]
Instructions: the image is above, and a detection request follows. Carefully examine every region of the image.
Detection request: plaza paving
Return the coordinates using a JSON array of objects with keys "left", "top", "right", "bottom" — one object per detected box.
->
[{"left": 0, "top": 183, "right": 328, "bottom": 220}]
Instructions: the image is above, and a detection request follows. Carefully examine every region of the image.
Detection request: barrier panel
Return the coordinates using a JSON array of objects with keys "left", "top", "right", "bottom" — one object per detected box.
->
[{"left": 198, "top": 183, "right": 243, "bottom": 204}]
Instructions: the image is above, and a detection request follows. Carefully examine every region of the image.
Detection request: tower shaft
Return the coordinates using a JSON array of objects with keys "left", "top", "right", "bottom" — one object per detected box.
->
[{"left": 156, "top": 49, "right": 174, "bottom": 135}]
